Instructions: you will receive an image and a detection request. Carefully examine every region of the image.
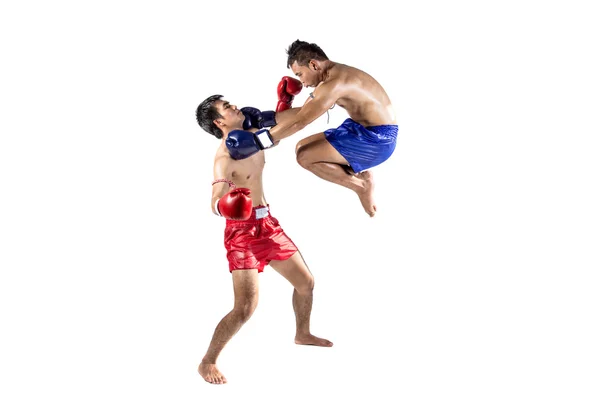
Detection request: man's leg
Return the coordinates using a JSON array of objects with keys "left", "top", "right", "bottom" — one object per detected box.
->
[
  {"left": 296, "top": 133, "right": 376, "bottom": 217},
  {"left": 198, "top": 269, "right": 259, "bottom": 384},
  {"left": 270, "top": 251, "right": 333, "bottom": 347}
]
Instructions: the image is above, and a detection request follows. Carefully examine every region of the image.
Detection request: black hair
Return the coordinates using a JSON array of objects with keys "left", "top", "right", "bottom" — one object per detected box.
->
[
  {"left": 286, "top": 40, "right": 328, "bottom": 68},
  {"left": 195, "top": 94, "right": 224, "bottom": 139}
]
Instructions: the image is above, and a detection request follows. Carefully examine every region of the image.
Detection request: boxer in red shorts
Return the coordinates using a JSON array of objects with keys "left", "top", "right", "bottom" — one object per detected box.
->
[{"left": 194, "top": 91, "right": 332, "bottom": 385}]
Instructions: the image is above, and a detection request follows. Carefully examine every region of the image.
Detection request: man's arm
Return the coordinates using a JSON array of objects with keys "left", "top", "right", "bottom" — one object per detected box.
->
[
  {"left": 273, "top": 107, "right": 302, "bottom": 126},
  {"left": 269, "top": 80, "right": 339, "bottom": 142},
  {"left": 211, "top": 155, "right": 253, "bottom": 220},
  {"left": 211, "top": 155, "right": 233, "bottom": 215}
]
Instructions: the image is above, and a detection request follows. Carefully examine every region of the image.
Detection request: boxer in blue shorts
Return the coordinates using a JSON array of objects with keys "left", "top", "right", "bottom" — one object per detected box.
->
[{"left": 223, "top": 40, "right": 398, "bottom": 217}]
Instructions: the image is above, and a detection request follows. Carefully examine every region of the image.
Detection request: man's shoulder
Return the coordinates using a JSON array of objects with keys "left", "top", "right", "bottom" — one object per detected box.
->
[
  {"left": 331, "top": 62, "right": 361, "bottom": 75},
  {"left": 327, "top": 64, "right": 363, "bottom": 86},
  {"left": 214, "top": 149, "right": 231, "bottom": 169},
  {"left": 215, "top": 150, "right": 230, "bottom": 160}
]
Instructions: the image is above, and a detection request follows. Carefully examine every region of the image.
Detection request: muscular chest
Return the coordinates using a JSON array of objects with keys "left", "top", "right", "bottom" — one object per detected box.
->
[{"left": 231, "top": 152, "right": 265, "bottom": 182}]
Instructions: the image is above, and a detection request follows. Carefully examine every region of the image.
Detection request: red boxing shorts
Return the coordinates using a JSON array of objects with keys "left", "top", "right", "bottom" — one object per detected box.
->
[{"left": 224, "top": 205, "right": 298, "bottom": 273}]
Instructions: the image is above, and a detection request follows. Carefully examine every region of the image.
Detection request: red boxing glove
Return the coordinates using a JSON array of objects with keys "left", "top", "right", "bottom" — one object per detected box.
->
[
  {"left": 276, "top": 76, "right": 303, "bottom": 112},
  {"left": 216, "top": 188, "right": 253, "bottom": 220}
]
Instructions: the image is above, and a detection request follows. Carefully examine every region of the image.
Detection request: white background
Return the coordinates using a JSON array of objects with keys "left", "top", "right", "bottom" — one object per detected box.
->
[{"left": 1, "top": 0, "right": 599, "bottom": 399}]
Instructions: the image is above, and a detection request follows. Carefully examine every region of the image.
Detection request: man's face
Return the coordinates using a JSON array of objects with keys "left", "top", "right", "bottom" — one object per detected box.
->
[
  {"left": 214, "top": 99, "right": 244, "bottom": 129},
  {"left": 291, "top": 61, "right": 319, "bottom": 88}
]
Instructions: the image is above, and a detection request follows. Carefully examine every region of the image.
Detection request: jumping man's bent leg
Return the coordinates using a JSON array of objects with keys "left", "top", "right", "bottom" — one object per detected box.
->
[{"left": 296, "top": 133, "right": 376, "bottom": 217}]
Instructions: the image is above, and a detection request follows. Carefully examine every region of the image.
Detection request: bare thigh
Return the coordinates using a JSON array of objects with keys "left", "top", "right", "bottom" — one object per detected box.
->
[
  {"left": 295, "top": 133, "right": 325, "bottom": 154},
  {"left": 269, "top": 252, "right": 314, "bottom": 292},
  {"left": 231, "top": 269, "right": 259, "bottom": 310},
  {"left": 295, "top": 133, "right": 348, "bottom": 165}
]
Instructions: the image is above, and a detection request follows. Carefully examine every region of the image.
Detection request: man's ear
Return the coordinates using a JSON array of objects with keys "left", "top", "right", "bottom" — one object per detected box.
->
[
  {"left": 309, "top": 60, "right": 318, "bottom": 71},
  {"left": 213, "top": 118, "right": 224, "bottom": 128}
]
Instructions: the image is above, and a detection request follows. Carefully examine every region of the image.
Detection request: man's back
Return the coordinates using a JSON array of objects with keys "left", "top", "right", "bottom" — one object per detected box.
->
[{"left": 326, "top": 63, "right": 396, "bottom": 127}]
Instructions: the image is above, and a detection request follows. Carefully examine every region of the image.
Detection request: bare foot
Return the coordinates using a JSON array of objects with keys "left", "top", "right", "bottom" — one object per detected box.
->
[
  {"left": 295, "top": 333, "right": 334, "bottom": 347},
  {"left": 356, "top": 170, "right": 376, "bottom": 217},
  {"left": 198, "top": 362, "right": 227, "bottom": 384}
]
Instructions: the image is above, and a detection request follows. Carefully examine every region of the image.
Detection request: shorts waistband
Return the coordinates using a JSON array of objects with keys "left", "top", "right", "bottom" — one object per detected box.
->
[
  {"left": 253, "top": 205, "right": 270, "bottom": 220},
  {"left": 226, "top": 205, "right": 270, "bottom": 224}
]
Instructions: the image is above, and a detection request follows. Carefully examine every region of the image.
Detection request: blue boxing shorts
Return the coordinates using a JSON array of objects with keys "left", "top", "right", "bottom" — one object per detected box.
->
[{"left": 324, "top": 118, "right": 398, "bottom": 173}]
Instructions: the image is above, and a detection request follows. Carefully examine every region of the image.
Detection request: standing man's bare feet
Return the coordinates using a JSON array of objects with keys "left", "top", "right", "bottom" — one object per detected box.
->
[
  {"left": 295, "top": 333, "right": 334, "bottom": 347},
  {"left": 356, "top": 170, "right": 376, "bottom": 217},
  {"left": 198, "top": 362, "right": 227, "bottom": 384}
]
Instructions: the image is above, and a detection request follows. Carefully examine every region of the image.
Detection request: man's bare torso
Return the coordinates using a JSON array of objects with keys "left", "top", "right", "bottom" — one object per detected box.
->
[
  {"left": 326, "top": 63, "right": 396, "bottom": 127},
  {"left": 215, "top": 141, "right": 267, "bottom": 207}
]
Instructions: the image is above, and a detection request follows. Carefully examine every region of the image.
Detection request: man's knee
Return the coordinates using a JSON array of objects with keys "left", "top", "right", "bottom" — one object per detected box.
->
[
  {"left": 233, "top": 299, "right": 258, "bottom": 322},
  {"left": 295, "top": 145, "right": 312, "bottom": 169},
  {"left": 296, "top": 275, "right": 315, "bottom": 296},
  {"left": 294, "top": 140, "right": 305, "bottom": 155}
]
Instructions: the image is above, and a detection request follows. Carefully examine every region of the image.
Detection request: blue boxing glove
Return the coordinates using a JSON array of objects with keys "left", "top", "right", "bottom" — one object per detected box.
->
[
  {"left": 241, "top": 107, "right": 277, "bottom": 130},
  {"left": 226, "top": 129, "right": 275, "bottom": 160}
]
